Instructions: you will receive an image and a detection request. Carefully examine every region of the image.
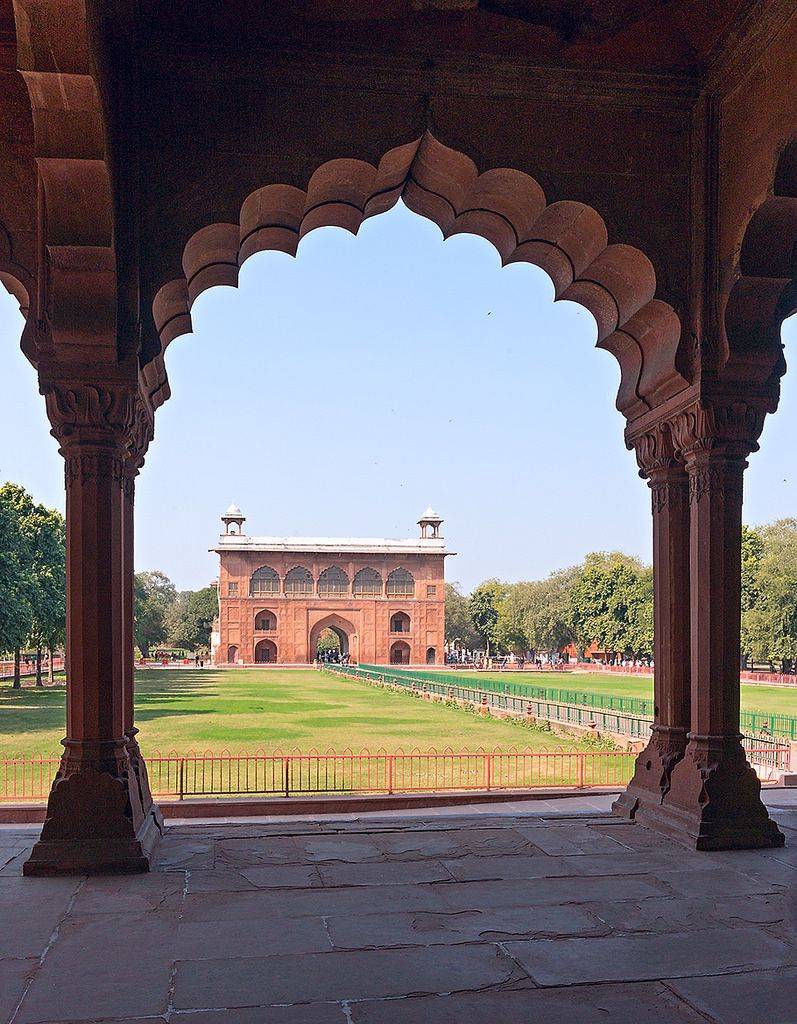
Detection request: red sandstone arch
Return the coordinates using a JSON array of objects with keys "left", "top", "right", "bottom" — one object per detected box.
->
[
  {"left": 254, "top": 638, "right": 277, "bottom": 663},
  {"left": 725, "top": 142, "right": 797, "bottom": 390},
  {"left": 309, "top": 614, "right": 358, "bottom": 663},
  {"left": 150, "top": 132, "right": 690, "bottom": 422}
]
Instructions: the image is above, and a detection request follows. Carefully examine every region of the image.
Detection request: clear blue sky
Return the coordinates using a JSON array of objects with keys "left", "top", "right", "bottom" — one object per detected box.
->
[{"left": 2, "top": 201, "right": 796, "bottom": 593}]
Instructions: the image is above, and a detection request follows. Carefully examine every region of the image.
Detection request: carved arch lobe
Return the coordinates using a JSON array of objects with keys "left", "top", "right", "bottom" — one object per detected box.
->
[
  {"left": 150, "top": 132, "right": 689, "bottom": 424},
  {"left": 723, "top": 141, "right": 797, "bottom": 389}
]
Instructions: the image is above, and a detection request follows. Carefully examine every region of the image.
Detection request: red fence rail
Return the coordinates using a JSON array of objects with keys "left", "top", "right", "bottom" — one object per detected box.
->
[{"left": 0, "top": 747, "right": 640, "bottom": 803}]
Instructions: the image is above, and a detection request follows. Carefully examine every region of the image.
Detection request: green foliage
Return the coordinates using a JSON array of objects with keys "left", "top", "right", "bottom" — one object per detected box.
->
[
  {"left": 134, "top": 570, "right": 177, "bottom": 657},
  {"left": 167, "top": 586, "right": 218, "bottom": 652},
  {"left": 468, "top": 579, "right": 507, "bottom": 655},
  {"left": 568, "top": 552, "right": 653, "bottom": 659},
  {"left": 740, "top": 519, "right": 797, "bottom": 667},
  {"left": 316, "top": 627, "right": 341, "bottom": 655},
  {"left": 0, "top": 484, "right": 65, "bottom": 680},
  {"left": 444, "top": 582, "right": 479, "bottom": 647},
  {"left": 520, "top": 567, "right": 580, "bottom": 657}
]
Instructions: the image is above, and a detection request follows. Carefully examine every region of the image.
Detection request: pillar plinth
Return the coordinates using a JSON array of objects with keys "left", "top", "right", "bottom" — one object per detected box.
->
[
  {"left": 639, "top": 403, "right": 783, "bottom": 850},
  {"left": 25, "top": 383, "right": 162, "bottom": 876},
  {"left": 615, "top": 427, "right": 691, "bottom": 823}
]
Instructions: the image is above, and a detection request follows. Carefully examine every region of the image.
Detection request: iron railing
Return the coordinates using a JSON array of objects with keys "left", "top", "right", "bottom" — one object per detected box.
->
[
  {"left": 332, "top": 665, "right": 791, "bottom": 771},
  {"left": 0, "top": 747, "right": 639, "bottom": 803},
  {"left": 357, "top": 664, "right": 797, "bottom": 740}
]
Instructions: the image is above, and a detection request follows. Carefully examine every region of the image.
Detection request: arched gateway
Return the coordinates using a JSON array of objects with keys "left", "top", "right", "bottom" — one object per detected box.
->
[{"left": 5, "top": 3, "right": 795, "bottom": 873}]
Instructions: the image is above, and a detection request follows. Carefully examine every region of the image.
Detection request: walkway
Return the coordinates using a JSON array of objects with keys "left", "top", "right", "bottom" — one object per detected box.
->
[{"left": 1, "top": 792, "right": 796, "bottom": 1023}]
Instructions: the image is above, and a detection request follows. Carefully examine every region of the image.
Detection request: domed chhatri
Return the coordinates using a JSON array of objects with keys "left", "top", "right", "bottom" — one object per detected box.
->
[
  {"left": 418, "top": 506, "right": 444, "bottom": 539},
  {"left": 221, "top": 504, "right": 246, "bottom": 536}
]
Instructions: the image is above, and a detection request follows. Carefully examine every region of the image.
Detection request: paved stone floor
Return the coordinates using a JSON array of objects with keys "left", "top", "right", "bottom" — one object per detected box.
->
[{"left": 2, "top": 791, "right": 796, "bottom": 1024}]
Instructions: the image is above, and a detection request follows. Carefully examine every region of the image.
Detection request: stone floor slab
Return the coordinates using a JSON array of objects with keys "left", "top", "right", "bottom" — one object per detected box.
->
[
  {"left": 172, "top": 1007, "right": 347, "bottom": 1023},
  {"left": 175, "top": 913, "right": 332, "bottom": 960},
  {"left": 316, "top": 858, "right": 453, "bottom": 887},
  {"left": 172, "top": 944, "right": 528, "bottom": 1008},
  {"left": 505, "top": 926, "right": 790, "bottom": 986},
  {"left": 348, "top": 981, "right": 707, "bottom": 1023},
  {"left": 0, "top": 957, "right": 39, "bottom": 1022},
  {"left": 15, "top": 912, "right": 178, "bottom": 1023},
  {"left": 667, "top": 968, "right": 797, "bottom": 1024},
  {"left": 327, "top": 904, "right": 605, "bottom": 948},
  {"left": 0, "top": 877, "right": 80, "bottom": 958},
  {"left": 512, "top": 823, "right": 630, "bottom": 855},
  {"left": 374, "top": 827, "right": 538, "bottom": 860}
]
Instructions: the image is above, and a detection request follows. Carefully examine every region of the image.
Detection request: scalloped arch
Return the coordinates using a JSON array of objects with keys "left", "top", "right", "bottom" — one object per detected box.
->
[
  {"left": 151, "top": 132, "right": 689, "bottom": 423},
  {"left": 724, "top": 143, "right": 797, "bottom": 387}
]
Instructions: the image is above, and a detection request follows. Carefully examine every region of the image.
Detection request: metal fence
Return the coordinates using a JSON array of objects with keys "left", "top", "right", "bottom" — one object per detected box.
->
[
  {"left": 0, "top": 747, "right": 638, "bottom": 803},
  {"left": 332, "top": 665, "right": 791, "bottom": 772},
  {"left": 357, "top": 664, "right": 797, "bottom": 741}
]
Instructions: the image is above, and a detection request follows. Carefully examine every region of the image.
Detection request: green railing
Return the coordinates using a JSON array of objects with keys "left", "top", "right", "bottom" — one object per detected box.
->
[{"left": 354, "top": 664, "right": 797, "bottom": 741}]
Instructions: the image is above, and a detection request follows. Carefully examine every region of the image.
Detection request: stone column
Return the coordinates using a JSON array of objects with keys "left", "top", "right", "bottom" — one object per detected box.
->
[
  {"left": 24, "top": 382, "right": 162, "bottom": 875},
  {"left": 614, "top": 423, "right": 691, "bottom": 821},
  {"left": 655, "top": 400, "right": 784, "bottom": 850},
  {"left": 121, "top": 445, "right": 163, "bottom": 833}
]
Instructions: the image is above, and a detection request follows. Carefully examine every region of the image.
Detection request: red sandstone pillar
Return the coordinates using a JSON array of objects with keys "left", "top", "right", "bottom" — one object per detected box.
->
[
  {"left": 121, "top": 460, "right": 162, "bottom": 832},
  {"left": 614, "top": 424, "right": 691, "bottom": 821},
  {"left": 652, "top": 401, "right": 783, "bottom": 850},
  {"left": 24, "top": 382, "right": 162, "bottom": 875}
]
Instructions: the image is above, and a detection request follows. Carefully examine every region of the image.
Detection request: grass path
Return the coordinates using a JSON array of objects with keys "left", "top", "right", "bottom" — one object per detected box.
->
[{"left": 0, "top": 668, "right": 582, "bottom": 758}]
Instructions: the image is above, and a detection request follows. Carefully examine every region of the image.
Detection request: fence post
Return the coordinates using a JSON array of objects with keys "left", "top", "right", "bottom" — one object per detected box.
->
[
  {"left": 284, "top": 756, "right": 290, "bottom": 798},
  {"left": 387, "top": 754, "right": 394, "bottom": 795},
  {"left": 178, "top": 758, "right": 185, "bottom": 801},
  {"left": 486, "top": 752, "right": 492, "bottom": 791},
  {"left": 576, "top": 752, "right": 586, "bottom": 789}
]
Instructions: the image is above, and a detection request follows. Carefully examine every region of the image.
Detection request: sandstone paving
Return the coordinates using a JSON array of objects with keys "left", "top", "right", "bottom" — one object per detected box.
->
[
  {"left": 15, "top": 910, "right": 179, "bottom": 1024},
  {"left": 4, "top": 806, "right": 797, "bottom": 1024},
  {"left": 505, "top": 926, "right": 791, "bottom": 986},
  {"left": 667, "top": 967, "right": 797, "bottom": 1024},
  {"left": 326, "top": 903, "right": 607, "bottom": 948},
  {"left": 171, "top": 943, "right": 530, "bottom": 1009},
  {"left": 347, "top": 981, "right": 709, "bottom": 1023}
]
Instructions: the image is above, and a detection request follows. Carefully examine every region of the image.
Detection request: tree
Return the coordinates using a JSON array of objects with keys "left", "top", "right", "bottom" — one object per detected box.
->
[
  {"left": 740, "top": 519, "right": 797, "bottom": 671},
  {"left": 167, "top": 586, "right": 218, "bottom": 652},
  {"left": 444, "top": 583, "right": 478, "bottom": 648},
  {"left": 134, "top": 571, "right": 177, "bottom": 657},
  {"left": 523, "top": 566, "right": 580, "bottom": 659},
  {"left": 0, "top": 484, "right": 34, "bottom": 685},
  {"left": 468, "top": 579, "right": 507, "bottom": 655},
  {"left": 316, "top": 628, "right": 340, "bottom": 656},
  {"left": 569, "top": 552, "right": 653, "bottom": 660},
  {"left": 24, "top": 503, "right": 66, "bottom": 685},
  {"left": 495, "top": 582, "right": 534, "bottom": 654}
]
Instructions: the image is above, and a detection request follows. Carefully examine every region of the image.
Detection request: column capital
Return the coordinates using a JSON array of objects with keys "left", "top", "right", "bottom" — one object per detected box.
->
[
  {"left": 631, "top": 422, "right": 677, "bottom": 479},
  {"left": 669, "top": 397, "right": 768, "bottom": 461}
]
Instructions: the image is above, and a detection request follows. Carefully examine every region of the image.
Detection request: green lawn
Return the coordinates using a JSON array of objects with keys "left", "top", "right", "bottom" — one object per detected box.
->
[
  {"left": 458, "top": 670, "right": 797, "bottom": 717},
  {"left": 0, "top": 668, "right": 585, "bottom": 758}
]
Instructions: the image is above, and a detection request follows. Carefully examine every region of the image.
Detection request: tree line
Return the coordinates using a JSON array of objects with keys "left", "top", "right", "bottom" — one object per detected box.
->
[
  {"left": 445, "top": 551, "right": 654, "bottom": 662},
  {"left": 447, "top": 519, "right": 797, "bottom": 669}
]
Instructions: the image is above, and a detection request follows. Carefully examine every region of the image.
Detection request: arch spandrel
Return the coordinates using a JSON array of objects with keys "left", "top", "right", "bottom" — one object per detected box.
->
[{"left": 150, "top": 130, "right": 691, "bottom": 426}]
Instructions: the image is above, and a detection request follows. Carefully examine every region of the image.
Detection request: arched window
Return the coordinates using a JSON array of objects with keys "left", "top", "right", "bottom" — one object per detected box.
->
[
  {"left": 353, "top": 567, "right": 383, "bottom": 596},
  {"left": 390, "top": 640, "right": 411, "bottom": 665},
  {"left": 255, "top": 611, "right": 276, "bottom": 631},
  {"left": 426, "top": 646, "right": 436, "bottom": 665},
  {"left": 318, "top": 566, "right": 349, "bottom": 596},
  {"left": 390, "top": 612, "right": 411, "bottom": 633},
  {"left": 250, "top": 566, "right": 280, "bottom": 596},
  {"left": 227, "top": 645, "right": 238, "bottom": 664},
  {"left": 387, "top": 567, "right": 415, "bottom": 597},
  {"left": 284, "top": 566, "right": 313, "bottom": 595}
]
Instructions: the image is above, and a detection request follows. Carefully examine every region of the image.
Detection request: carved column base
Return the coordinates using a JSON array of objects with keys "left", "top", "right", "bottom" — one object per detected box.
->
[
  {"left": 632, "top": 736, "right": 784, "bottom": 850},
  {"left": 126, "top": 728, "right": 164, "bottom": 830},
  {"left": 24, "top": 742, "right": 163, "bottom": 875},
  {"left": 612, "top": 725, "right": 687, "bottom": 820}
]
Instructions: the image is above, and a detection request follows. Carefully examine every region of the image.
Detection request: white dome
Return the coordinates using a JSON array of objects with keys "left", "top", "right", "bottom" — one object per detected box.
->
[
  {"left": 420, "top": 506, "right": 442, "bottom": 520},
  {"left": 224, "top": 504, "right": 243, "bottom": 517}
]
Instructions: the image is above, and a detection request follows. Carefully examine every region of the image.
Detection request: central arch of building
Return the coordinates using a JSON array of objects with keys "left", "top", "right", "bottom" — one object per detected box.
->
[
  {"left": 2, "top": 1, "right": 796, "bottom": 874},
  {"left": 309, "top": 615, "right": 356, "bottom": 662}
]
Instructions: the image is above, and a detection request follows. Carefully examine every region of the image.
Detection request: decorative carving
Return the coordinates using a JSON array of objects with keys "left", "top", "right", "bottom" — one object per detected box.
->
[{"left": 670, "top": 399, "right": 767, "bottom": 459}]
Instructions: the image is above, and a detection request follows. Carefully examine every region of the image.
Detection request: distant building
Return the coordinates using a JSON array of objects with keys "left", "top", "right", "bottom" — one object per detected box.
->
[{"left": 211, "top": 506, "right": 453, "bottom": 665}]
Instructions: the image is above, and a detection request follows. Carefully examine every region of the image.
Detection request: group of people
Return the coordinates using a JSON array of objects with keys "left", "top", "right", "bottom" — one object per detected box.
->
[{"left": 316, "top": 649, "right": 351, "bottom": 665}]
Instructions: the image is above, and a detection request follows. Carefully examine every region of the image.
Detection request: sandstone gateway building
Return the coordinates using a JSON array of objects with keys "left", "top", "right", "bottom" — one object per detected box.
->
[{"left": 212, "top": 507, "right": 450, "bottom": 666}]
